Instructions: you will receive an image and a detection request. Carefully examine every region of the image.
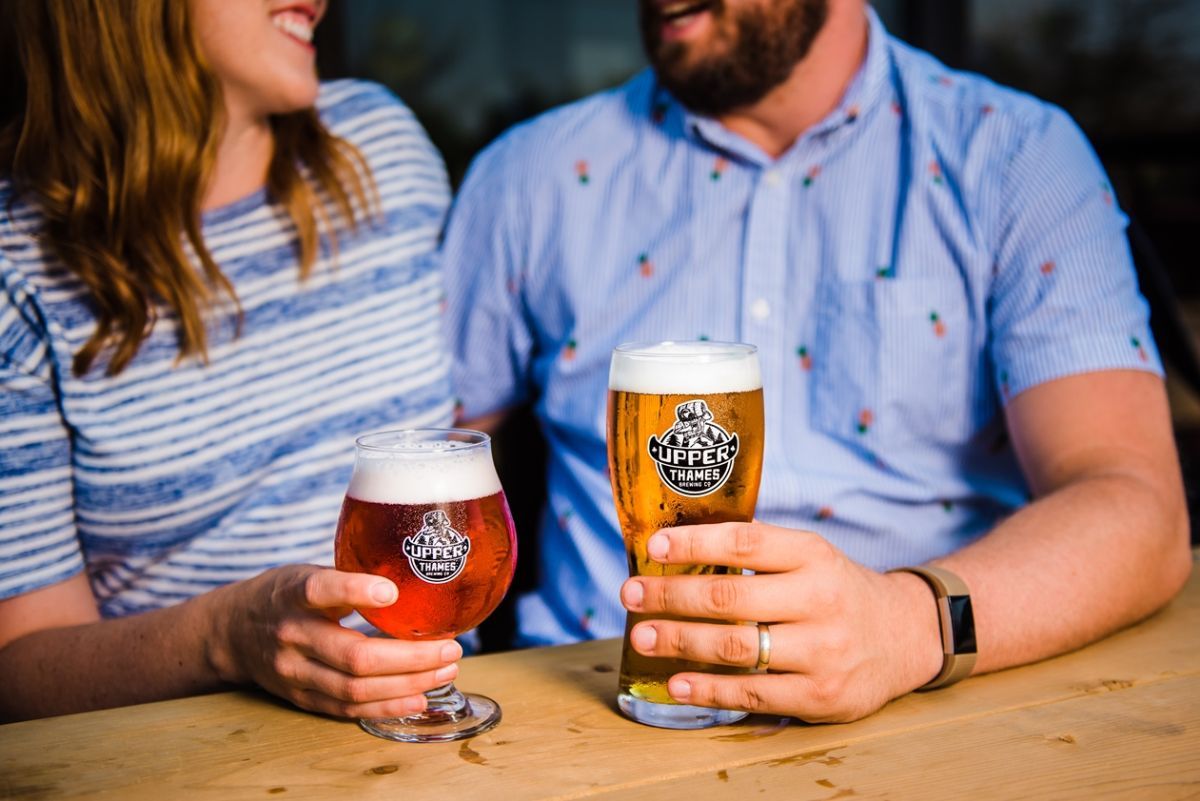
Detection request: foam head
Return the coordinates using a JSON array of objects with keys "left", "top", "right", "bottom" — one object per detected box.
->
[
  {"left": 348, "top": 438, "right": 501, "bottom": 504},
  {"left": 608, "top": 341, "right": 762, "bottom": 394}
]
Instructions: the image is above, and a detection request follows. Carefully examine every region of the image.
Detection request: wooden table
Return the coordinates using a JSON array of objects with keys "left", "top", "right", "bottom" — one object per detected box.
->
[{"left": 3, "top": 552, "right": 1198, "bottom": 801}]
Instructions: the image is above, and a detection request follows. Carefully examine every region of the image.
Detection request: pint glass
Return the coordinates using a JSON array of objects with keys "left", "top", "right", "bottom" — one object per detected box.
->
[
  {"left": 334, "top": 429, "right": 517, "bottom": 742},
  {"left": 607, "top": 342, "right": 764, "bottom": 729}
]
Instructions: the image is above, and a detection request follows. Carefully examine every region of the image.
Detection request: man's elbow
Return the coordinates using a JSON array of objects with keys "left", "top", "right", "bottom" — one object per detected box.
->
[
  {"left": 1118, "top": 459, "right": 1193, "bottom": 609},
  {"left": 1159, "top": 504, "right": 1193, "bottom": 604}
]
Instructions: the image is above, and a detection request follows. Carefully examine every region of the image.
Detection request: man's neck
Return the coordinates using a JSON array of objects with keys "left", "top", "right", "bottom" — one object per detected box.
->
[{"left": 717, "top": 3, "right": 869, "bottom": 160}]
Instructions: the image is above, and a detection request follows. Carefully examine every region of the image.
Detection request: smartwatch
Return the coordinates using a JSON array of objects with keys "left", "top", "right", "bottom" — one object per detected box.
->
[{"left": 890, "top": 565, "right": 977, "bottom": 690}]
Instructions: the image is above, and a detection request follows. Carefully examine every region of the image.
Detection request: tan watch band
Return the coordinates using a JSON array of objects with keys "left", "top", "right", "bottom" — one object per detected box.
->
[{"left": 890, "top": 565, "right": 977, "bottom": 691}]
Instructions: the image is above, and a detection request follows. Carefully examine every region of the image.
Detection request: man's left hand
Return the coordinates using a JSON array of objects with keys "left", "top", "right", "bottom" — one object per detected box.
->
[{"left": 620, "top": 522, "right": 945, "bottom": 722}]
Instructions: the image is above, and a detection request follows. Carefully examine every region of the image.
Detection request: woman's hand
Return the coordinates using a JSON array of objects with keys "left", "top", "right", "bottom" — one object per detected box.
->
[
  {"left": 620, "top": 523, "right": 945, "bottom": 723},
  {"left": 208, "top": 565, "right": 461, "bottom": 719}
]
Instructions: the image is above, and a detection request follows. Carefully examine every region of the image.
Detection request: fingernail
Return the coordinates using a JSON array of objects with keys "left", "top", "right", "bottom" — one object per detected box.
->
[
  {"left": 670, "top": 679, "right": 692, "bottom": 702},
  {"left": 370, "top": 581, "right": 397, "bottom": 604},
  {"left": 623, "top": 581, "right": 644, "bottom": 609},
  {"left": 631, "top": 625, "right": 657, "bottom": 653},
  {"left": 647, "top": 533, "right": 669, "bottom": 561},
  {"left": 403, "top": 695, "right": 427, "bottom": 714},
  {"left": 435, "top": 663, "right": 459, "bottom": 683},
  {"left": 440, "top": 642, "right": 463, "bottom": 662}
]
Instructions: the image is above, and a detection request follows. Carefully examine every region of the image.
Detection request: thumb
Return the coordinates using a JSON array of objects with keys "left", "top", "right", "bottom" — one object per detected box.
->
[{"left": 294, "top": 567, "right": 398, "bottom": 612}]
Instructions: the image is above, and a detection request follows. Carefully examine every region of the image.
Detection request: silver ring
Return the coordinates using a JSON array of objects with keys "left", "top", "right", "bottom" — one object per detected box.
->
[{"left": 755, "top": 623, "right": 771, "bottom": 670}]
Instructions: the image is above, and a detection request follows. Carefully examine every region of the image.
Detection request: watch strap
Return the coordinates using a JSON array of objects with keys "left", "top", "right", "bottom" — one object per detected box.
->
[{"left": 890, "top": 565, "right": 977, "bottom": 690}]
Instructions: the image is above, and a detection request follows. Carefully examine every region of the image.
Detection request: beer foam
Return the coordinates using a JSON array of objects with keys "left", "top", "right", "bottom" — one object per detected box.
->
[
  {"left": 609, "top": 342, "right": 762, "bottom": 394},
  {"left": 348, "top": 443, "right": 502, "bottom": 505}
]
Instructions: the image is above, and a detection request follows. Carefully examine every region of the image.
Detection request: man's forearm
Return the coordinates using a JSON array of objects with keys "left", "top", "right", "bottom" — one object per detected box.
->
[
  {"left": 936, "top": 471, "right": 1191, "bottom": 675},
  {"left": 0, "top": 592, "right": 228, "bottom": 722}
]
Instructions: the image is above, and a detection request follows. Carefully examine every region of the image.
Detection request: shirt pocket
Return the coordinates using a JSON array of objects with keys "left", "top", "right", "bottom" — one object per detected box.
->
[{"left": 810, "top": 277, "right": 973, "bottom": 451}]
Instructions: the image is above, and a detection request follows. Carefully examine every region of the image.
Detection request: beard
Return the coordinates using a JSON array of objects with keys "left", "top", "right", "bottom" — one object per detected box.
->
[{"left": 640, "top": 0, "right": 830, "bottom": 117}]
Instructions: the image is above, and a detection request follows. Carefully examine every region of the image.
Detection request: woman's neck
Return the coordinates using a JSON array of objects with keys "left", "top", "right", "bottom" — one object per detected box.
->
[{"left": 202, "top": 114, "right": 274, "bottom": 212}]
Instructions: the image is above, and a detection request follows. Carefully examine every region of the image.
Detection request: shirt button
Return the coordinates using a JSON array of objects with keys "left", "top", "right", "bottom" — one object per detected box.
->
[
  {"left": 751, "top": 299, "right": 771, "bottom": 320},
  {"left": 764, "top": 170, "right": 782, "bottom": 186}
]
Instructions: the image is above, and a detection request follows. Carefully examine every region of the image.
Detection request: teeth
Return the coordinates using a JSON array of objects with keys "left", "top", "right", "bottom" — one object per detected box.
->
[
  {"left": 661, "top": 2, "right": 708, "bottom": 21},
  {"left": 272, "top": 12, "right": 313, "bottom": 43}
]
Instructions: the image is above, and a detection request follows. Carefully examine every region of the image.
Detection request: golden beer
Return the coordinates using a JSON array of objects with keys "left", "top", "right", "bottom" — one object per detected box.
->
[{"left": 607, "top": 342, "right": 764, "bottom": 729}]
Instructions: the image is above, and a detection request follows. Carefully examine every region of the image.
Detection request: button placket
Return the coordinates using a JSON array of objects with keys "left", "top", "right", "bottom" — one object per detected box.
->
[{"left": 740, "top": 167, "right": 792, "bottom": 452}]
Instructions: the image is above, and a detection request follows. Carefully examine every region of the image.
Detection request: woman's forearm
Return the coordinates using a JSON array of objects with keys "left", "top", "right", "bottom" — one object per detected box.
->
[{"left": 0, "top": 591, "right": 228, "bottom": 722}]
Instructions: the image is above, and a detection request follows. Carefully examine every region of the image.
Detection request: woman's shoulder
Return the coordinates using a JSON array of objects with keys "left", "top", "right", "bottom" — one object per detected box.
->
[
  {"left": 0, "top": 177, "right": 32, "bottom": 232},
  {"left": 316, "top": 79, "right": 424, "bottom": 140},
  {"left": 0, "top": 181, "right": 94, "bottom": 330},
  {"left": 315, "top": 79, "right": 448, "bottom": 204},
  {"left": 0, "top": 182, "right": 56, "bottom": 353},
  {"left": 0, "top": 179, "right": 49, "bottom": 278}
]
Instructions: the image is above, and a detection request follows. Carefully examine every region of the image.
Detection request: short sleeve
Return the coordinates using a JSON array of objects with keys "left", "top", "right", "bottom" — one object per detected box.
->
[
  {"left": 0, "top": 264, "right": 82, "bottom": 599},
  {"left": 988, "top": 105, "right": 1162, "bottom": 402},
  {"left": 441, "top": 142, "right": 536, "bottom": 419}
]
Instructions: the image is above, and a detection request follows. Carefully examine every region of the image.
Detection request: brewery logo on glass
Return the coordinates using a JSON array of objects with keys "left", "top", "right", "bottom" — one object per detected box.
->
[
  {"left": 647, "top": 400, "right": 740, "bottom": 496},
  {"left": 402, "top": 510, "right": 472, "bottom": 584}
]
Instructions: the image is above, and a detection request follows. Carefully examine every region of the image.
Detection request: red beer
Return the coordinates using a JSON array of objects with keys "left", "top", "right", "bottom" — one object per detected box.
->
[
  {"left": 332, "top": 428, "right": 518, "bottom": 743},
  {"left": 335, "top": 492, "right": 516, "bottom": 639}
]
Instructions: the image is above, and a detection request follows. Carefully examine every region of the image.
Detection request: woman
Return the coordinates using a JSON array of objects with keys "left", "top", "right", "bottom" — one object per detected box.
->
[{"left": 0, "top": 0, "right": 461, "bottom": 721}]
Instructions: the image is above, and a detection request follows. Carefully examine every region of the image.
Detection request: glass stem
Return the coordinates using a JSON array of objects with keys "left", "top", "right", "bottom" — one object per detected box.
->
[{"left": 422, "top": 683, "right": 471, "bottom": 722}]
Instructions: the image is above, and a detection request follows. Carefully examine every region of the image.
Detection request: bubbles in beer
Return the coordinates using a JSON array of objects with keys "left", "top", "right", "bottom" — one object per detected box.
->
[{"left": 607, "top": 342, "right": 764, "bottom": 722}]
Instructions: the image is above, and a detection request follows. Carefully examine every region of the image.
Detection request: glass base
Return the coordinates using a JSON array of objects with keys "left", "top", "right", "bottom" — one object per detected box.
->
[
  {"left": 358, "top": 684, "right": 501, "bottom": 743},
  {"left": 618, "top": 692, "right": 748, "bottom": 730}
]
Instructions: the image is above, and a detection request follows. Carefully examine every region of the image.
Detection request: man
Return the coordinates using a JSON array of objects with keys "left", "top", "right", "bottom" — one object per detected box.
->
[{"left": 443, "top": 0, "right": 1191, "bottom": 722}]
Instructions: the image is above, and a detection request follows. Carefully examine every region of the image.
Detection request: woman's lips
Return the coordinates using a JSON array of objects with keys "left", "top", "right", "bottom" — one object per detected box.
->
[{"left": 271, "top": 9, "right": 316, "bottom": 50}]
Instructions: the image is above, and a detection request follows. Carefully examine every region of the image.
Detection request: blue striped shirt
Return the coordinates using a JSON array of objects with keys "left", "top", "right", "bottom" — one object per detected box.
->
[
  {"left": 0, "top": 80, "right": 454, "bottom": 614},
  {"left": 443, "top": 9, "right": 1162, "bottom": 646}
]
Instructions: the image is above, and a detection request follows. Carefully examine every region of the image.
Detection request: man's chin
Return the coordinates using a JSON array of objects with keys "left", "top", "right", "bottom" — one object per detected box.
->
[
  {"left": 643, "top": 0, "right": 830, "bottom": 117},
  {"left": 650, "top": 41, "right": 733, "bottom": 95},
  {"left": 655, "top": 68, "right": 773, "bottom": 118}
]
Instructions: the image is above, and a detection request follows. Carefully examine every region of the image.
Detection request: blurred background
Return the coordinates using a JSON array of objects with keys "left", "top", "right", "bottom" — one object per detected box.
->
[{"left": 316, "top": 0, "right": 1200, "bottom": 588}]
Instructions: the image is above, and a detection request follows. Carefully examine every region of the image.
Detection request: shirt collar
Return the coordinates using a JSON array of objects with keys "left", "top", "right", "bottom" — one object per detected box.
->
[{"left": 653, "top": 5, "right": 892, "bottom": 166}]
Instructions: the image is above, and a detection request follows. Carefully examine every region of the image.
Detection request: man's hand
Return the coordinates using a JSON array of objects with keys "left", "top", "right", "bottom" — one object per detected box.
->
[
  {"left": 210, "top": 565, "right": 462, "bottom": 719},
  {"left": 620, "top": 523, "right": 944, "bottom": 722}
]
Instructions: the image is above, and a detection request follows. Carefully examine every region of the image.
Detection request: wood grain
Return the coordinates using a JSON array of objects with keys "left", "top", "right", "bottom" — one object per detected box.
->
[
  {"left": 594, "top": 676, "right": 1200, "bottom": 801},
  {"left": 1, "top": 553, "right": 1196, "bottom": 801}
]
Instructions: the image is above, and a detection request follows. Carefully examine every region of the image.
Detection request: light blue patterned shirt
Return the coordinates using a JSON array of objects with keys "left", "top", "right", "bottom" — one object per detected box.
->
[{"left": 443, "top": 9, "right": 1162, "bottom": 646}]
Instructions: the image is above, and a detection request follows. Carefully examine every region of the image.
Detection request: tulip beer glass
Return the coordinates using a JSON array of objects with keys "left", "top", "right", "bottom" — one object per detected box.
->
[
  {"left": 607, "top": 341, "right": 764, "bottom": 729},
  {"left": 334, "top": 429, "right": 517, "bottom": 742}
]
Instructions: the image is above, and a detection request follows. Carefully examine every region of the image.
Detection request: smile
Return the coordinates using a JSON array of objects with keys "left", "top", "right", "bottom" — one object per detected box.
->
[
  {"left": 271, "top": 8, "right": 315, "bottom": 45},
  {"left": 660, "top": 0, "right": 714, "bottom": 28}
]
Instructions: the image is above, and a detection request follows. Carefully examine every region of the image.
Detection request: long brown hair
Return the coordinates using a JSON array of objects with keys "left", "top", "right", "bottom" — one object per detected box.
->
[{"left": 0, "top": 0, "right": 378, "bottom": 376}]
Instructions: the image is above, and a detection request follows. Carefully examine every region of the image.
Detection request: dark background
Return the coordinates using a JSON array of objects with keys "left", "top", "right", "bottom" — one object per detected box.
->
[{"left": 316, "top": 1, "right": 1200, "bottom": 646}]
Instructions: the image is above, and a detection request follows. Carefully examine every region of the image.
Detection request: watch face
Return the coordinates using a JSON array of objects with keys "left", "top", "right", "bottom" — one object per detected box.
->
[{"left": 948, "top": 595, "right": 977, "bottom": 655}]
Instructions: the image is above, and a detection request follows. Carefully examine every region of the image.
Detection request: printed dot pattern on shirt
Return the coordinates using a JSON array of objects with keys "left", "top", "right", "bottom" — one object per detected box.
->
[
  {"left": 711, "top": 157, "right": 728, "bottom": 181},
  {"left": 797, "top": 345, "right": 813, "bottom": 371},
  {"left": 639, "top": 253, "right": 654, "bottom": 278}
]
